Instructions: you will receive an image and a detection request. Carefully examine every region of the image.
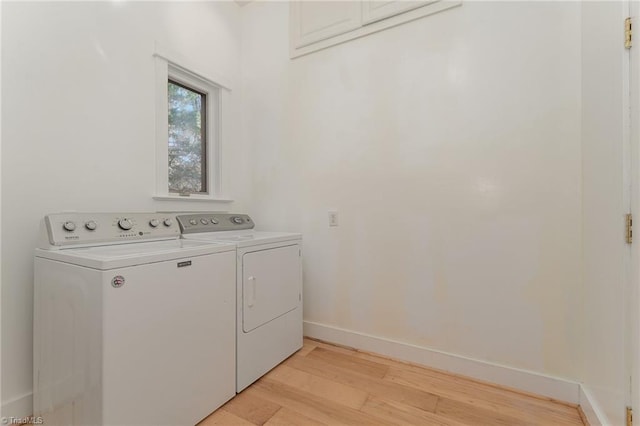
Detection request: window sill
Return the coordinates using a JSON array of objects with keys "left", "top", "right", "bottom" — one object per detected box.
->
[{"left": 153, "top": 195, "right": 234, "bottom": 203}]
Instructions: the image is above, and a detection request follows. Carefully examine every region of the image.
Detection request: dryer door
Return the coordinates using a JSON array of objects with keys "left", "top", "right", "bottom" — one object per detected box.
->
[{"left": 242, "top": 244, "right": 301, "bottom": 333}]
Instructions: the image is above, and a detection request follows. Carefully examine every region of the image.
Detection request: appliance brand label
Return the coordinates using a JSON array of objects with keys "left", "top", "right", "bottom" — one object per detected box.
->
[
  {"left": 177, "top": 261, "right": 192, "bottom": 268},
  {"left": 111, "top": 276, "right": 125, "bottom": 288}
]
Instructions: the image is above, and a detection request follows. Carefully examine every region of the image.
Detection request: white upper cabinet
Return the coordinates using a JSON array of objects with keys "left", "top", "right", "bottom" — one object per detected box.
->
[
  {"left": 362, "top": 1, "right": 432, "bottom": 25},
  {"left": 292, "top": 1, "right": 362, "bottom": 48},
  {"left": 290, "top": 0, "right": 461, "bottom": 58}
]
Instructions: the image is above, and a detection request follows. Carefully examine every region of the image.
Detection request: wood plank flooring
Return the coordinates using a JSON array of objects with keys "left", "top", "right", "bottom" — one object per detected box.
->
[{"left": 199, "top": 338, "right": 585, "bottom": 426}]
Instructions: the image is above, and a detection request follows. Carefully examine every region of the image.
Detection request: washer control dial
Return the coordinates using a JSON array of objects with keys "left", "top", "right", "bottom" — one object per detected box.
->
[
  {"left": 200, "top": 218, "right": 209, "bottom": 225},
  {"left": 210, "top": 219, "right": 219, "bottom": 224},
  {"left": 163, "top": 218, "right": 173, "bottom": 227},
  {"left": 232, "top": 216, "right": 244, "bottom": 224},
  {"left": 62, "top": 221, "right": 76, "bottom": 232},
  {"left": 149, "top": 219, "right": 159, "bottom": 228},
  {"left": 85, "top": 221, "right": 97, "bottom": 231},
  {"left": 118, "top": 218, "right": 133, "bottom": 231}
]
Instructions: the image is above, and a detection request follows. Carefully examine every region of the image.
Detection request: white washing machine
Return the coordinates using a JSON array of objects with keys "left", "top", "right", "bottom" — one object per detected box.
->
[
  {"left": 177, "top": 213, "right": 302, "bottom": 392},
  {"left": 34, "top": 212, "right": 236, "bottom": 426}
]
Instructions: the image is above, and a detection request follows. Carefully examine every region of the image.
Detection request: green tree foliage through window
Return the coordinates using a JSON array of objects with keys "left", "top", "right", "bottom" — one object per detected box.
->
[{"left": 168, "top": 80, "right": 207, "bottom": 194}]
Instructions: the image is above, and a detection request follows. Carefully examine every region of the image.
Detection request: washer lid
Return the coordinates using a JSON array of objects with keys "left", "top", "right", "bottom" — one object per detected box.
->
[
  {"left": 182, "top": 230, "right": 301, "bottom": 248},
  {"left": 35, "top": 239, "right": 234, "bottom": 270}
]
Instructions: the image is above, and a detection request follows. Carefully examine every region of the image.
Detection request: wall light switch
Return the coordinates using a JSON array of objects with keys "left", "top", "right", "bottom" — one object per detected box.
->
[{"left": 328, "top": 211, "right": 339, "bottom": 227}]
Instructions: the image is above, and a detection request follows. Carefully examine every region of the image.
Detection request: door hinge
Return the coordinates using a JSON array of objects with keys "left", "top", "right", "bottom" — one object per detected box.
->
[
  {"left": 626, "top": 17, "right": 633, "bottom": 49},
  {"left": 627, "top": 214, "right": 633, "bottom": 244},
  {"left": 628, "top": 406, "right": 633, "bottom": 426}
]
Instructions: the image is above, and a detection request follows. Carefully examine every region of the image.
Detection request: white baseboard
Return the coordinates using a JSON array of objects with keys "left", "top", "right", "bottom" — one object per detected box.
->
[
  {"left": 2, "top": 392, "right": 32, "bottom": 418},
  {"left": 579, "top": 385, "right": 608, "bottom": 426},
  {"left": 304, "top": 320, "right": 581, "bottom": 404}
]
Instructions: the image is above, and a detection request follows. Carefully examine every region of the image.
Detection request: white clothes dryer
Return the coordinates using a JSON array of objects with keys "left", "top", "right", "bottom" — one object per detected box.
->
[
  {"left": 177, "top": 213, "right": 302, "bottom": 392},
  {"left": 34, "top": 212, "right": 236, "bottom": 426}
]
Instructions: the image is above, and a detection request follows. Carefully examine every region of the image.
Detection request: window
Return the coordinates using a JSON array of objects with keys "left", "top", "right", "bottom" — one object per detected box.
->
[
  {"left": 168, "top": 80, "right": 207, "bottom": 194},
  {"left": 154, "top": 48, "right": 232, "bottom": 202}
]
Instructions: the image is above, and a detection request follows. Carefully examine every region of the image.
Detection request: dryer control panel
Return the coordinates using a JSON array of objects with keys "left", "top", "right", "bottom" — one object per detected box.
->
[
  {"left": 42, "top": 213, "right": 180, "bottom": 248},
  {"left": 177, "top": 213, "right": 254, "bottom": 234}
]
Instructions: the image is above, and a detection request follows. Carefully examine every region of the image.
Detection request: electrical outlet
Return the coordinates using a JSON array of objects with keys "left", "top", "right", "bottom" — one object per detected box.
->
[{"left": 328, "top": 211, "right": 339, "bottom": 227}]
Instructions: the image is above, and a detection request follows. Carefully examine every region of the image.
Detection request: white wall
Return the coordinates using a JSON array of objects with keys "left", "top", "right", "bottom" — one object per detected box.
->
[
  {"left": 241, "top": 0, "right": 583, "bottom": 381},
  {"left": 1, "top": 1, "right": 247, "bottom": 416},
  {"left": 581, "top": 2, "right": 628, "bottom": 425}
]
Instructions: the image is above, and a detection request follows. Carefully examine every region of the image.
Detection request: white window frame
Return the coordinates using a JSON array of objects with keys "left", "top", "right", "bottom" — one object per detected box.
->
[{"left": 153, "top": 47, "right": 233, "bottom": 202}]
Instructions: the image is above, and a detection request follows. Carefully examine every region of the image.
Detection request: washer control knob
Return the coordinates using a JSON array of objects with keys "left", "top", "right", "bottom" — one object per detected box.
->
[
  {"left": 232, "top": 216, "right": 244, "bottom": 224},
  {"left": 210, "top": 219, "right": 219, "bottom": 225},
  {"left": 62, "top": 221, "right": 76, "bottom": 232},
  {"left": 200, "top": 218, "right": 209, "bottom": 225},
  {"left": 85, "top": 221, "right": 97, "bottom": 231},
  {"left": 189, "top": 219, "right": 197, "bottom": 226},
  {"left": 149, "top": 219, "right": 159, "bottom": 228},
  {"left": 118, "top": 218, "right": 133, "bottom": 231},
  {"left": 163, "top": 218, "right": 173, "bottom": 227}
]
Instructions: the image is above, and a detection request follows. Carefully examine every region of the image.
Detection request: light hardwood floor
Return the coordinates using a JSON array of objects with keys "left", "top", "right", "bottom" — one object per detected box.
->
[{"left": 199, "top": 338, "right": 586, "bottom": 426}]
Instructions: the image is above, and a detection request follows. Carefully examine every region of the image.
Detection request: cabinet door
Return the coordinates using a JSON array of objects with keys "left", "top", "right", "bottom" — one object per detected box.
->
[
  {"left": 292, "top": 1, "right": 362, "bottom": 48},
  {"left": 362, "top": 1, "right": 432, "bottom": 25}
]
